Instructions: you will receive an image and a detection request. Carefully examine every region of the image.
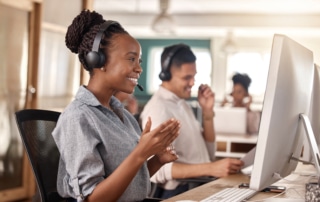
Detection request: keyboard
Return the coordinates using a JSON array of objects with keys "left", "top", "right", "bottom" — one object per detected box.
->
[{"left": 200, "top": 187, "right": 257, "bottom": 202}]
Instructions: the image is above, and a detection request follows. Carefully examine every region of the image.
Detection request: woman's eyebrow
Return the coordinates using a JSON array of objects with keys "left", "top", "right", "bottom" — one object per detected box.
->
[{"left": 126, "top": 52, "right": 138, "bottom": 56}]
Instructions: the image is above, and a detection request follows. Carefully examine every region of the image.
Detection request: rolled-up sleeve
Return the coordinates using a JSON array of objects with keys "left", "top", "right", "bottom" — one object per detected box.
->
[{"left": 150, "top": 162, "right": 173, "bottom": 184}]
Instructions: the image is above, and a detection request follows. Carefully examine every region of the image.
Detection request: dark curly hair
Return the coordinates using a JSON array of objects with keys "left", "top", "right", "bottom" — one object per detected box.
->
[
  {"left": 65, "top": 10, "right": 128, "bottom": 72},
  {"left": 232, "top": 73, "right": 251, "bottom": 93},
  {"left": 161, "top": 43, "right": 196, "bottom": 70}
]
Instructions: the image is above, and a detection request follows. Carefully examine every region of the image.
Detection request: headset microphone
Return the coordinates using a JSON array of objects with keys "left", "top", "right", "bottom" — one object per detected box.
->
[{"left": 137, "top": 84, "right": 144, "bottom": 91}]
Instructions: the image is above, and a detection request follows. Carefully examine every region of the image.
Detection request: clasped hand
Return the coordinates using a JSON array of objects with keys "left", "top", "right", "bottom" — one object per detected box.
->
[{"left": 139, "top": 117, "right": 180, "bottom": 164}]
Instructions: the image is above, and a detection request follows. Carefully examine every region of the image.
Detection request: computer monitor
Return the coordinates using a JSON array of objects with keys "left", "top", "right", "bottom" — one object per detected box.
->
[
  {"left": 214, "top": 107, "right": 247, "bottom": 134},
  {"left": 303, "top": 64, "right": 320, "bottom": 162},
  {"left": 249, "top": 34, "right": 318, "bottom": 191}
]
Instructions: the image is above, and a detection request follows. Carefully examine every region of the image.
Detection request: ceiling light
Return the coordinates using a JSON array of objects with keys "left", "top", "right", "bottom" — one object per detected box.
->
[
  {"left": 221, "top": 31, "right": 237, "bottom": 54},
  {"left": 151, "top": 0, "right": 175, "bottom": 34}
]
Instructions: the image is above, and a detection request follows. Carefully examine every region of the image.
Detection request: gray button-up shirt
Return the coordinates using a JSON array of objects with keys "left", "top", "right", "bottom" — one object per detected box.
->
[{"left": 53, "top": 86, "right": 150, "bottom": 201}]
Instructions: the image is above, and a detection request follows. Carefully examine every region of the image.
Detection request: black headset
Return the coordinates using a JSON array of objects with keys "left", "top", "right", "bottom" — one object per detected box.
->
[
  {"left": 85, "top": 20, "right": 119, "bottom": 69},
  {"left": 159, "top": 44, "right": 190, "bottom": 81}
]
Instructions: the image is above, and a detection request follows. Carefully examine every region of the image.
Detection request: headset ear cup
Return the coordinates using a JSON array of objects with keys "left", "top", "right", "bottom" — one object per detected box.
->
[
  {"left": 159, "top": 71, "right": 171, "bottom": 81},
  {"left": 160, "top": 44, "right": 189, "bottom": 81},
  {"left": 97, "top": 51, "right": 106, "bottom": 67},
  {"left": 86, "top": 51, "right": 100, "bottom": 69},
  {"left": 86, "top": 51, "right": 106, "bottom": 69}
]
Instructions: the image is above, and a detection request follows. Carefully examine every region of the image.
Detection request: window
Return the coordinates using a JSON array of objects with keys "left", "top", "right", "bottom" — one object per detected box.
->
[
  {"left": 37, "top": 0, "right": 82, "bottom": 110},
  {"left": 147, "top": 47, "right": 212, "bottom": 97},
  {"left": 38, "top": 29, "right": 80, "bottom": 109}
]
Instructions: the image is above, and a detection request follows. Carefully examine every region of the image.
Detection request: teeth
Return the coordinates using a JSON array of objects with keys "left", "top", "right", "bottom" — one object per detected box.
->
[{"left": 128, "top": 78, "right": 138, "bottom": 82}]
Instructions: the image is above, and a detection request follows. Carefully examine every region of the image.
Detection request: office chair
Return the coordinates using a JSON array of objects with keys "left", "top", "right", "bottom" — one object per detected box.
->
[
  {"left": 15, "top": 109, "right": 70, "bottom": 202},
  {"left": 15, "top": 109, "right": 161, "bottom": 202}
]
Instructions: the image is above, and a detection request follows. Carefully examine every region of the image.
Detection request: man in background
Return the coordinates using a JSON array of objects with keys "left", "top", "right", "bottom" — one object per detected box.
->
[{"left": 140, "top": 43, "right": 243, "bottom": 199}]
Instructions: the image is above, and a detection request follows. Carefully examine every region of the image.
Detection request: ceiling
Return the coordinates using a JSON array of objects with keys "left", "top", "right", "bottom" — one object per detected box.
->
[{"left": 93, "top": 0, "right": 320, "bottom": 38}]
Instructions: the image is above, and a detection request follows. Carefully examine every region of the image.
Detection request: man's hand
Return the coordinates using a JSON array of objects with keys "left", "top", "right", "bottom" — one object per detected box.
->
[
  {"left": 198, "top": 84, "right": 215, "bottom": 112},
  {"left": 155, "top": 144, "right": 179, "bottom": 165}
]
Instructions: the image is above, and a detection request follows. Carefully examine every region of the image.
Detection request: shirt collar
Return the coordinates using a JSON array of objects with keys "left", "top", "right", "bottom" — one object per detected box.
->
[
  {"left": 75, "top": 85, "right": 122, "bottom": 109},
  {"left": 158, "top": 86, "right": 185, "bottom": 104}
]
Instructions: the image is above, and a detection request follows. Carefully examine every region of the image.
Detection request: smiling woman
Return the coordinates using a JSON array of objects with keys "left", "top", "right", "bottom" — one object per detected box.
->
[{"left": 52, "top": 10, "right": 181, "bottom": 202}]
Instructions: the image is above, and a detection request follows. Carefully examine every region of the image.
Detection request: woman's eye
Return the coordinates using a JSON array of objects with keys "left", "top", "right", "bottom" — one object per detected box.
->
[
  {"left": 128, "top": 58, "right": 135, "bottom": 62},
  {"left": 128, "top": 58, "right": 142, "bottom": 65}
]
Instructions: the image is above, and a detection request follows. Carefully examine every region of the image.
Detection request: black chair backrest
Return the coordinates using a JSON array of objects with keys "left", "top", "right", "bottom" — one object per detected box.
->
[{"left": 15, "top": 109, "right": 68, "bottom": 202}]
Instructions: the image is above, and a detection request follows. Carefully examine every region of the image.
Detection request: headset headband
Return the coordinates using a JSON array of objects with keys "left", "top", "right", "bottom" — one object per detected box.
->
[{"left": 91, "top": 20, "right": 118, "bottom": 52}]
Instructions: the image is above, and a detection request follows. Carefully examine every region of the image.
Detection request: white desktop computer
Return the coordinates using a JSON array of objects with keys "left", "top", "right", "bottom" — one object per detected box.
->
[
  {"left": 201, "top": 34, "right": 320, "bottom": 202},
  {"left": 214, "top": 107, "right": 247, "bottom": 134},
  {"left": 250, "top": 34, "right": 319, "bottom": 191}
]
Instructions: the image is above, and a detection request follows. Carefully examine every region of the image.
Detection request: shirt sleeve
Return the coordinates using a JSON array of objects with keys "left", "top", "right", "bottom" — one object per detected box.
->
[
  {"left": 141, "top": 101, "right": 174, "bottom": 184},
  {"left": 141, "top": 102, "right": 173, "bottom": 130},
  {"left": 150, "top": 162, "right": 173, "bottom": 183},
  {"left": 53, "top": 110, "right": 105, "bottom": 200},
  {"left": 205, "top": 141, "right": 216, "bottom": 161},
  {"left": 199, "top": 120, "right": 216, "bottom": 161}
]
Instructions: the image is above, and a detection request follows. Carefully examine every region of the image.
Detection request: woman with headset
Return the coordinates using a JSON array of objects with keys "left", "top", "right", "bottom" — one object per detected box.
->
[
  {"left": 221, "top": 73, "right": 253, "bottom": 110},
  {"left": 52, "top": 10, "right": 180, "bottom": 202},
  {"left": 221, "top": 73, "right": 261, "bottom": 134}
]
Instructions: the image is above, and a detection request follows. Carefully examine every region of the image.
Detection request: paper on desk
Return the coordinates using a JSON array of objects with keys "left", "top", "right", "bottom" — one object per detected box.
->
[{"left": 241, "top": 146, "right": 256, "bottom": 168}]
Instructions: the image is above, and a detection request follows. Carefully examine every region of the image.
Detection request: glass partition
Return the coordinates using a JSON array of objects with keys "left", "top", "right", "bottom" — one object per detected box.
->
[{"left": 0, "top": 3, "right": 28, "bottom": 191}]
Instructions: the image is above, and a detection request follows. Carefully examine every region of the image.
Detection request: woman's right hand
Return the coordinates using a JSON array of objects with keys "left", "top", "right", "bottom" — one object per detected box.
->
[{"left": 138, "top": 117, "right": 180, "bottom": 160}]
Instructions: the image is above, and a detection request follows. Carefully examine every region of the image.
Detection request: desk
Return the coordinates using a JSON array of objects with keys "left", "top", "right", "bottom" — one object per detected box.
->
[
  {"left": 216, "top": 133, "right": 257, "bottom": 158},
  {"left": 163, "top": 163, "right": 316, "bottom": 201}
]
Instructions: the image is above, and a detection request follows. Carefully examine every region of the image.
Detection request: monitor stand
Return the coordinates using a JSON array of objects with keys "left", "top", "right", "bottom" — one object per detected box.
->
[{"left": 298, "top": 114, "right": 320, "bottom": 178}]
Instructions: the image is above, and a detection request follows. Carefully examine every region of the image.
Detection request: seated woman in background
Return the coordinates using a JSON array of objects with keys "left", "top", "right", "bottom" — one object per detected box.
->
[
  {"left": 114, "top": 91, "right": 142, "bottom": 126},
  {"left": 221, "top": 73, "right": 260, "bottom": 134},
  {"left": 221, "top": 73, "right": 252, "bottom": 110},
  {"left": 114, "top": 91, "right": 139, "bottom": 115}
]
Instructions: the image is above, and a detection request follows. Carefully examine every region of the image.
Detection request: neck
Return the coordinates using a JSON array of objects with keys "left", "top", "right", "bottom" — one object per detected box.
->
[{"left": 86, "top": 83, "right": 113, "bottom": 108}]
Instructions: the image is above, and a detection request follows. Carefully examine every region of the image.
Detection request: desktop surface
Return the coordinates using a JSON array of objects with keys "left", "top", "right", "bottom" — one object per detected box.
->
[{"left": 162, "top": 163, "right": 314, "bottom": 202}]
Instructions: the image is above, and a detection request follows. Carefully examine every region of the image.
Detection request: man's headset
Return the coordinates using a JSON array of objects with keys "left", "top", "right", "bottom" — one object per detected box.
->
[
  {"left": 159, "top": 44, "right": 190, "bottom": 81},
  {"left": 85, "top": 20, "right": 119, "bottom": 69}
]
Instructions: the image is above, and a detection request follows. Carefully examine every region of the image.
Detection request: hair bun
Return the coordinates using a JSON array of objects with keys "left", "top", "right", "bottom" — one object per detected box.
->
[{"left": 65, "top": 10, "right": 104, "bottom": 54}]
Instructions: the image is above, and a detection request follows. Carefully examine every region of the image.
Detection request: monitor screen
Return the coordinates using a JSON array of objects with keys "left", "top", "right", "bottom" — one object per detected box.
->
[{"left": 249, "top": 34, "right": 314, "bottom": 191}]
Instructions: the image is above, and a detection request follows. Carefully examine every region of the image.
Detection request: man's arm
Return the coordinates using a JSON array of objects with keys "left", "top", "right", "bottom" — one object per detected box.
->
[
  {"left": 198, "top": 84, "right": 215, "bottom": 142},
  {"left": 171, "top": 159, "right": 244, "bottom": 179},
  {"left": 202, "top": 110, "right": 215, "bottom": 142}
]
